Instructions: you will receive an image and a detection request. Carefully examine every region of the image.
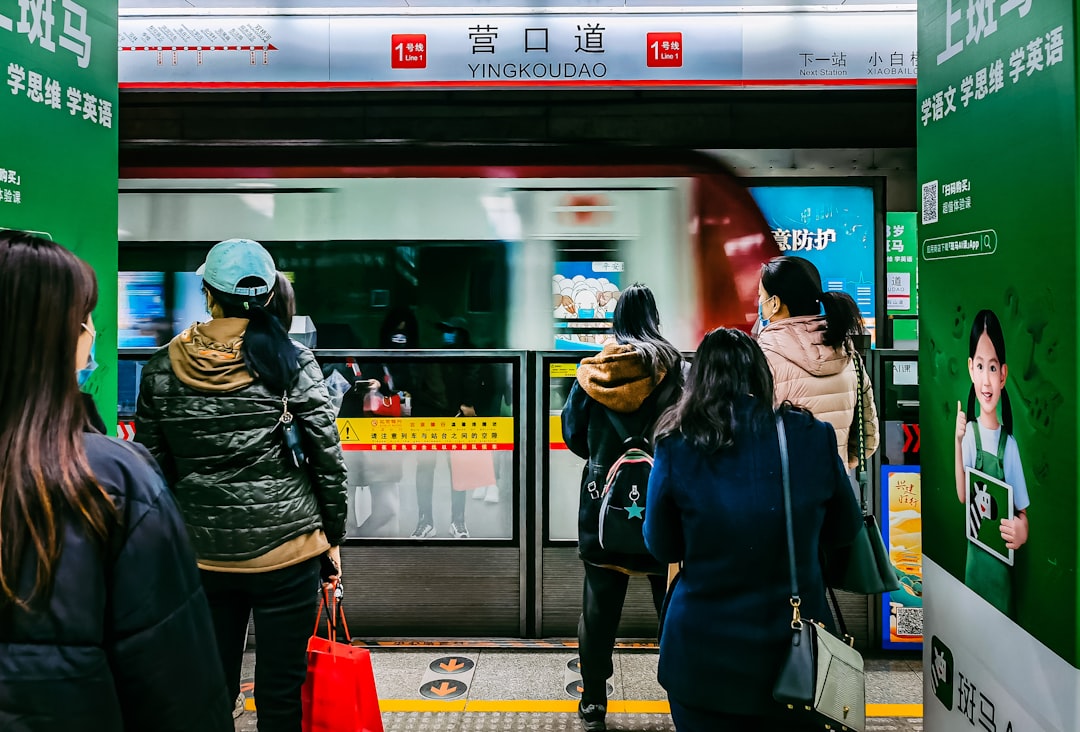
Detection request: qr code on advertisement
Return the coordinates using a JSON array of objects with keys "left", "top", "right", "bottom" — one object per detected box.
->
[
  {"left": 921, "top": 180, "right": 939, "bottom": 225},
  {"left": 895, "top": 606, "right": 923, "bottom": 637}
]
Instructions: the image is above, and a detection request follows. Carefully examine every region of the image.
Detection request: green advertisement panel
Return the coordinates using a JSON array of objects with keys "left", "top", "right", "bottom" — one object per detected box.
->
[
  {"left": 0, "top": 1, "right": 119, "bottom": 428},
  {"left": 886, "top": 212, "right": 919, "bottom": 343},
  {"left": 918, "top": 0, "right": 1078, "bottom": 728}
]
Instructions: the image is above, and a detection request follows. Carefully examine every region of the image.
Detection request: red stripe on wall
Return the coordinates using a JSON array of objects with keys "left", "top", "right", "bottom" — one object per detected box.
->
[{"left": 119, "top": 77, "right": 914, "bottom": 91}]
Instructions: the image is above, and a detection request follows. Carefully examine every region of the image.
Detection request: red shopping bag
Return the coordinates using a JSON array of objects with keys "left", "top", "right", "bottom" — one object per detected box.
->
[
  {"left": 363, "top": 391, "right": 402, "bottom": 417},
  {"left": 301, "top": 586, "right": 384, "bottom": 732},
  {"left": 450, "top": 450, "right": 497, "bottom": 491}
]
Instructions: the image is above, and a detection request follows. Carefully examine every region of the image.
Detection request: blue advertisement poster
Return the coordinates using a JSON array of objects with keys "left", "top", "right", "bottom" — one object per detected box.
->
[
  {"left": 553, "top": 260, "right": 623, "bottom": 350},
  {"left": 749, "top": 186, "right": 878, "bottom": 341}
]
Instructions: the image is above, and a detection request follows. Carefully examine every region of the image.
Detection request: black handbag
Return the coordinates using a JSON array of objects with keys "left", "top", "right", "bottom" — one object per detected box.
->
[
  {"left": 772, "top": 414, "right": 866, "bottom": 732},
  {"left": 280, "top": 392, "right": 307, "bottom": 469},
  {"left": 822, "top": 354, "right": 901, "bottom": 595}
]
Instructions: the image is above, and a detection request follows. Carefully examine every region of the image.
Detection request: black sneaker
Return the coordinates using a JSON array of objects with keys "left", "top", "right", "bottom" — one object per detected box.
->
[{"left": 578, "top": 701, "right": 607, "bottom": 731}]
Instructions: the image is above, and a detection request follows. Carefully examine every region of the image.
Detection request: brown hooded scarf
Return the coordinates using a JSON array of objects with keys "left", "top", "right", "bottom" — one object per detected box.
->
[{"left": 575, "top": 343, "right": 667, "bottom": 414}]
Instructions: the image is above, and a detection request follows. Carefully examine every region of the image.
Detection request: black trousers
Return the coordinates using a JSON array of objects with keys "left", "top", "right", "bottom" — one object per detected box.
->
[
  {"left": 201, "top": 557, "right": 321, "bottom": 732},
  {"left": 578, "top": 562, "right": 666, "bottom": 703},
  {"left": 416, "top": 452, "right": 466, "bottom": 524}
]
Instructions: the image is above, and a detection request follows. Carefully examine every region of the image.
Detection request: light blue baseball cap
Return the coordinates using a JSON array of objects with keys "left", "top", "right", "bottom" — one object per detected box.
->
[{"left": 197, "top": 238, "right": 276, "bottom": 297}]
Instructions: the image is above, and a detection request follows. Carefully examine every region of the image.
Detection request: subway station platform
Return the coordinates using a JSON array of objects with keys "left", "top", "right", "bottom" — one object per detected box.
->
[{"left": 234, "top": 644, "right": 924, "bottom": 731}]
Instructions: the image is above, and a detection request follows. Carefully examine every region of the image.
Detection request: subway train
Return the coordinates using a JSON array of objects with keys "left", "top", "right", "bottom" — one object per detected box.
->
[{"left": 117, "top": 143, "right": 781, "bottom": 352}]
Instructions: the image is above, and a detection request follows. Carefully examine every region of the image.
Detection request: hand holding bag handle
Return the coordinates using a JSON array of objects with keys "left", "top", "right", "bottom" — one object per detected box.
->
[
  {"left": 772, "top": 412, "right": 866, "bottom": 732},
  {"left": 821, "top": 354, "right": 901, "bottom": 595}
]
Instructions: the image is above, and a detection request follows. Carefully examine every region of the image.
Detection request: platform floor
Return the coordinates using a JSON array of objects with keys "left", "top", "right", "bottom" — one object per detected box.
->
[{"left": 234, "top": 647, "right": 923, "bottom": 731}]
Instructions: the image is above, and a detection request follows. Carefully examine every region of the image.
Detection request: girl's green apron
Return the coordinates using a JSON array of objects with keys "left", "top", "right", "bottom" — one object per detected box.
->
[{"left": 965, "top": 426, "right": 1013, "bottom": 615}]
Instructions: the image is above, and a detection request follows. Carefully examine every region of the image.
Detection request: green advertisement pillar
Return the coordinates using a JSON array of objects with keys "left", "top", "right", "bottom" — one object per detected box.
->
[
  {"left": 918, "top": 0, "right": 1078, "bottom": 728},
  {"left": 0, "top": 2, "right": 119, "bottom": 429}
]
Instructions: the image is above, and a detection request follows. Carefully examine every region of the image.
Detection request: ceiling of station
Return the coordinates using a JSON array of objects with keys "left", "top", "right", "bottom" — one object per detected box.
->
[{"left": 121, "top": 0, "right": 913, "bottom": 9}]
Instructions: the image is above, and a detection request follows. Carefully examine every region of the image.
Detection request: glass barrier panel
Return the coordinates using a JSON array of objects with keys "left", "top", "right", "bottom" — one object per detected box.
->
[
  {"left": 319, "top": 354, "right": 517, "bottom": 542},
  {"left": 117, "top": 350, "right": 518, "bottom": 542},
  {"left": 546, "top": 358, "right": 586, "bottom": 542}
]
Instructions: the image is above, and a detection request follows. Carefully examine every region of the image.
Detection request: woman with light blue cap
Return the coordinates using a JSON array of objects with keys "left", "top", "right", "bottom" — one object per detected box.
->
[{"left": 135, "top": 238, "right": 348, "bottom": 732}]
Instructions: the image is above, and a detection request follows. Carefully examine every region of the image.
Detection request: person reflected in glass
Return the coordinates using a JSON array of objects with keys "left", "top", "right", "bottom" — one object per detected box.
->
[
  {"left": 408, "top": 316, "right": 480, "bottom": 538},
  {"left": 644, "top": 328, "right": 862, "bottom": 732},
  {"left": 561, "top": 284, "right": 684, "bottom": 732},
  {"left": 338, "top": 307, "right": 419, "bottom": 537},
  {"left": 134, "top": 239, "right": 348, "bottom": 732},
  {"left": 0, "top": 231, "right": 233, "bottom": 731}
]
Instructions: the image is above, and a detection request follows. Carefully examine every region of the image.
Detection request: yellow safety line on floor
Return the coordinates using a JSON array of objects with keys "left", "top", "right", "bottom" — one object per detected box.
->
[
  {"left": 381, "top": 699, "right": 469, "bottom": 712},
  {"left": 867, "top": 703, "right": 924, "bottom": 717},
  {"left": 245, "top": 698, "right": 923, "bottom": 717},
  {"left": 369, "top": 701, "right": 924, "bottom": 717}
]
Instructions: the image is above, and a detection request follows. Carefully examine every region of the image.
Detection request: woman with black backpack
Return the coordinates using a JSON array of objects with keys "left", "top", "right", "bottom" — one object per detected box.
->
[{"left": 561, "top": 283, "right": 684, "bottom": 732}]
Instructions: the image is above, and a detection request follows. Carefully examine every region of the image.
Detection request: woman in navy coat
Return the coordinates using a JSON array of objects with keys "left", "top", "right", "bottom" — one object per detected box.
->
[{"left": 644, "top": 328, "right": 862, "bottom": 732}]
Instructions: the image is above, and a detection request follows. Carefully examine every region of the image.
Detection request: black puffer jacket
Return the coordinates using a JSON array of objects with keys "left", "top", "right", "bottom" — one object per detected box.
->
[
  {"left": 135, "top": 343, "right": 348, "bottom": 559},
  {"left": 0, "top": 434, "right": 233, "bottom": 732},
  {"left": 562, "top": 344, "right": 683, "bottom": 574}
]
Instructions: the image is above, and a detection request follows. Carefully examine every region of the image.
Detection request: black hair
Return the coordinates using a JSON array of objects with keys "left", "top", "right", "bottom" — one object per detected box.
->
[
  {"left": 760, "top": 256, "right": 865, "bottom": 348},
  {"left": 654, "top": 328, "right": 774, "bottom": 452},
  {"left": 378, "top": 306, "right": 419, "bottom": 349},
  {"left": 0, "top": 231, "right": 115, "bottom": 608},
  {"left": 266, "top": 272, "right": 296, "bottom": 330},
  {"left": 205, "top": 277, "right": 299, "bottom": 393},
  {"left": 966, "top": 309, "right": 1013, "bottom": 435},
  {"left": 611, "top": 283, "right": 683, "bottom": 385}
]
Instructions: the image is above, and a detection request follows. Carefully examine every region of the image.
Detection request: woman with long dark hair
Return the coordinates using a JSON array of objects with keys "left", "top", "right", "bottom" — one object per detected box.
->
[
  {"left": 561, "top": 283, "right": 684, "bottom": 732},
  {"left": 135, "top": 238, "right": 348, "bottom": 732},
  {"left": 0, "top": 231, "right": 232, "bottom": 731},
  {"left": 645, "top": 328, "right": 862, "bottom": 731},
  {"left": 756, "top": 255, "right": 878, "bottom": 467}
]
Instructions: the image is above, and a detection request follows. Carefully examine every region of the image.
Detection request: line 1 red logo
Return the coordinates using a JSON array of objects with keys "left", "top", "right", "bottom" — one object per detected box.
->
[
  {"left": 391, "top": 34, "right": 427, "bottom": 69},
  {"left": 647, "top": 32, "right": 682, "bottom": 68}
]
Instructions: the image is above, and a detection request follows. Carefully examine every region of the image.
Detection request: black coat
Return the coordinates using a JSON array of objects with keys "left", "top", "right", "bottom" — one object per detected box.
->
[
  {"left": 561, "top": 372, "right": 680, "bottom": 574},
  {"left": 135, "top": 346, "right": 349, "bottom": 558},
  {"left": 0, "top": 434, "right": 233, "bottom": 732},
  {"left": 643, "top": 403, "right": 862, "bottom": 715}
]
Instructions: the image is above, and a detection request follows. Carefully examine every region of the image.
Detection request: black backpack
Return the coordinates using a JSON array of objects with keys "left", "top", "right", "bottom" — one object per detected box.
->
[{"left": 597, "top": 408, "right": 654, "bottom": 555}]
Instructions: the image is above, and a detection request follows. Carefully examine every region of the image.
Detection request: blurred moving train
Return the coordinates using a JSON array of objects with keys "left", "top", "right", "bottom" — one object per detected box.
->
[{"left": 117, "top": 144, "right": 781, "bottom": 350}]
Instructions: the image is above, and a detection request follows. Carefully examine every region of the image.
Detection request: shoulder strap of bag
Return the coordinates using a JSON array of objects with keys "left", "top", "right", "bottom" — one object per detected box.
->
[
  {"left": 827, "top": 585, "right": 850, "bottom": 638},
  {"left": 602, "top": 370, "right": 680, "bottom": 443},
  {"left": 853, "top": 352, "right": 869, "bottom": 514},
  {"left": 603, "top": 407, "right": 633, "bottom": 443},
  {"left": 776, "top": 414, "right": 802, "bottom": 615}
]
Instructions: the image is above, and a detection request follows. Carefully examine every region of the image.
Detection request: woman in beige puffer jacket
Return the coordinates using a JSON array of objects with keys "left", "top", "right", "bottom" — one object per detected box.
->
[{"left": 755, "top": 256, "right": 879, "bottom": 468}]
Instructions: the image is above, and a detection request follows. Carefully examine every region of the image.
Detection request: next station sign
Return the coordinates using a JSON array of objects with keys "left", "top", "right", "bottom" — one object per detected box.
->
[{"left": 117, "top": 9, "right": 917, "bottom": 90}]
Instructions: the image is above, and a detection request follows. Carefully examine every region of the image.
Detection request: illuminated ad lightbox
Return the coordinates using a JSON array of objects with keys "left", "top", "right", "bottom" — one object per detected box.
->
[
  {"left": 749, "top": 185, "right": 878, "bottom": 342},
  {"left": 553, "top": 260, "right": 623, "bottom": 350}
]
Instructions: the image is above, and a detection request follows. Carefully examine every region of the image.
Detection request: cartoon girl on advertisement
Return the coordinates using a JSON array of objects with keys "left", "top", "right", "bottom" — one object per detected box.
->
[{"left": 953, "top": 309, "right": 1030, "bottom": 616}]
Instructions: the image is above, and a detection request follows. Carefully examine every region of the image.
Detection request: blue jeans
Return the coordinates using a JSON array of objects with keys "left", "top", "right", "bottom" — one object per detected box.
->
[{"left": 201, "top": 557, "right": 321, "bottom": 732}]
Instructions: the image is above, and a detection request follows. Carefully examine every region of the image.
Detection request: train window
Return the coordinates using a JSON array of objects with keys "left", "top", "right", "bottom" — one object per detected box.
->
[{"left": 119, "top": 239, "right": 511, "bottom": 348}]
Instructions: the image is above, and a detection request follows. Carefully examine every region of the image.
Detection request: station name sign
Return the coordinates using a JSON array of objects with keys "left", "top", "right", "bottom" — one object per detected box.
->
[{"left": 118, "top": 9, "right": 917, "bottom": 90}]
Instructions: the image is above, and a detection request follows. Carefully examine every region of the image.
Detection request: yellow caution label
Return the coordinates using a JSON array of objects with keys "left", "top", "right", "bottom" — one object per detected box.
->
[
  {"left": 337, "top": 417, "right": 514, "bottom": 451},
  {"left": 549, "top": 414, "right": 568, "bottom": 449},
  {"left": 549, "top": 363, "right": 579, "bottom": 379}
]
